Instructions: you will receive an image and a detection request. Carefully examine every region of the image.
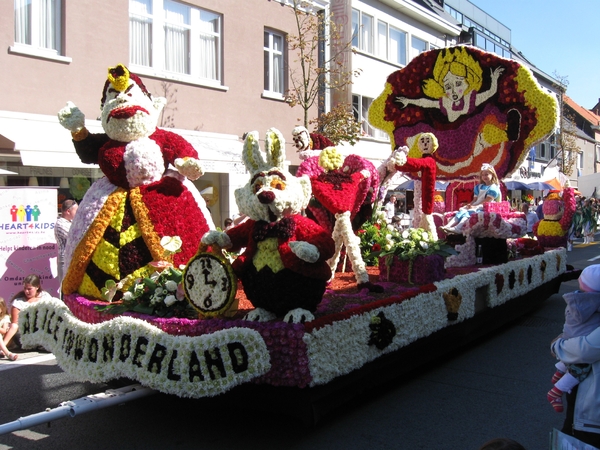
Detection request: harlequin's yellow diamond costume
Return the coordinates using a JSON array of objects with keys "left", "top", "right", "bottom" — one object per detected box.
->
[{"left": 58, "top": 64, "right": 214, "bottom": 299}]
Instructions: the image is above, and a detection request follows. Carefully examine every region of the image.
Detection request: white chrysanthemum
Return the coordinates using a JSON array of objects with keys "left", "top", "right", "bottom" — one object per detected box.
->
[
  {"left": 164, "top": 280, "right": 178, "bottom": 292},
  {"left": 164, "top": 295, "right": 177, "bottom": 307}
]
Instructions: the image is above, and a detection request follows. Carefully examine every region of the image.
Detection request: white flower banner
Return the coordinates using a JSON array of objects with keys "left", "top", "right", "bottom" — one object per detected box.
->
[{"left": 19, "top": 299, "right": 271, "bottom": 398}]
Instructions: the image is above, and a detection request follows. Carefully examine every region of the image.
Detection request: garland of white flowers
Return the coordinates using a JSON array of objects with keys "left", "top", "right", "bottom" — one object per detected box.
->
[
  {"left": 305, "top": 248, "right": 566, "bottom": 386},
  {"left": 20, "top": 298, "right": 271, "bottom": 398},
  {"left": 21, "top": 251, "right": 565, "bottom": 394}
]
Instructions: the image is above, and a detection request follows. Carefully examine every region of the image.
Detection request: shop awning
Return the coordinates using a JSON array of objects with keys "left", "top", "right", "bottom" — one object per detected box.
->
[
  {"left": 0, "top": 111, "right": 244, "bottom": 174},
  {"left": 0, "top": 113, "right": 101, "bottom": 169}
]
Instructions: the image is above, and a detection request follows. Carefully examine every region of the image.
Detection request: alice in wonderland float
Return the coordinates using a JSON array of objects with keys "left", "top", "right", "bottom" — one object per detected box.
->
[{"left": 18, "top": 48, "right": 575, "bottom": 423}]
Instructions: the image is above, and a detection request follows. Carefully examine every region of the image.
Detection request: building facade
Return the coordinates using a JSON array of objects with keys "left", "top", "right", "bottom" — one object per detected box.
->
[
  {"left": 0, "top": 0, "right": 329, "bottom": 227},
  {"left": 2, "top": 0, "right": 594, "bottom": 226}
]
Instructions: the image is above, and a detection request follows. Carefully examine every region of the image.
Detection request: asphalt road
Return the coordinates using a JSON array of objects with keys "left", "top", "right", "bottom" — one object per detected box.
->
[{"left": 0, "top": 235, "right": 598, "bottom": 450}]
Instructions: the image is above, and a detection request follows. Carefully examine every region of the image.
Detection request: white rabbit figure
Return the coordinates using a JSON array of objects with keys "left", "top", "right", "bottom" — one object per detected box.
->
[{"left": 202, "top": 128, "right": 334, "bottom": 323}]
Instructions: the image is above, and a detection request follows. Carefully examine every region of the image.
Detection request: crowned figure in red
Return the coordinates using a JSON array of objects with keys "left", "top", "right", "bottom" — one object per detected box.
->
[{"left": 57, "top": 64, "right": 213, "bottom": 299}]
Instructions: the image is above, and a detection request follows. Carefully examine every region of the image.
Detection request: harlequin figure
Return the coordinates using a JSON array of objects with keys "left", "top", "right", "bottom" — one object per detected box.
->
[
  {"left": 533, "top": 188, "right": 575, "bottom": 248},
  {"left": 57, "top": 64, "right": 214, "bottom": 299}
]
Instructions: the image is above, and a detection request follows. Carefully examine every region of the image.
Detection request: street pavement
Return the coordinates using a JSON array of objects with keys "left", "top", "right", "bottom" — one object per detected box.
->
[{"left": 0, "top": 235, "right": 598, "bottom": 450}]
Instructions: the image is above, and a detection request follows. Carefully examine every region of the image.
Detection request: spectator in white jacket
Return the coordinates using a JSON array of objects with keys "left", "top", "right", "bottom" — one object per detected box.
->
[{"left": 552, "top": 283, "right": 600, "bottom": 448}]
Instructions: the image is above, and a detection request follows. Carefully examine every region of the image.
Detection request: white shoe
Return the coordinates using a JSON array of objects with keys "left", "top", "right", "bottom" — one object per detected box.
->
[{"left": 567, "top": 242, "right": 573, "bottom": 251}]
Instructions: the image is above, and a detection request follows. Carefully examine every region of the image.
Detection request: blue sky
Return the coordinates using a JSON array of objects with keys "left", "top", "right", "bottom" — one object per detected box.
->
[{"left": 470, "top": 0, "right": 600, "bottom": 110}]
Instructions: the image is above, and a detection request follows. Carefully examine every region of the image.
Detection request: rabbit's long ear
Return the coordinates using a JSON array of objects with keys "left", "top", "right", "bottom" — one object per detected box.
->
[
  {"left": 265, "top": 128, "right": 285, "bottom": 169},
  {"left": 242, "top": 131, "right": 266, "bottom": 172}
]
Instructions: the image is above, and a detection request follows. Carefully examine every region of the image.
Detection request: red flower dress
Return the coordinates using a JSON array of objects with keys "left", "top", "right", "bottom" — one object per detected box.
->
[{"left": 62, "top": 129, "right": 212, "bottom": 299}]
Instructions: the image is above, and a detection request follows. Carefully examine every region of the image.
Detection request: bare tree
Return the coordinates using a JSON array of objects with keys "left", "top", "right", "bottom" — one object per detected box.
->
[
  {"left": 158, "top": 81, "right": 178, "bottom": 128},
  {"left": 284, "top": 0, "right": 360, "bottom": 138}
]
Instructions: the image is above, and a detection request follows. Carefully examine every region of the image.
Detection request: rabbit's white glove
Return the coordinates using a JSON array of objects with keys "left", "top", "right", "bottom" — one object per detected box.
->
[
  {"left": 58, "top": 101, "right": 85, "bottom": 132},
  {"left": 201, "top": 230, "right": 232, "bottom": 249},
  {"left": 289, "top": 241, "right": 319, "bottom": 263},
  {"left": 175, "top": 157, "right": 204, "bottom": 180}
]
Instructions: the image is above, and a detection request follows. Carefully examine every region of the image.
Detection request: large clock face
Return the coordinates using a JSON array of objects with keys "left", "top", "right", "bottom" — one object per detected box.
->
[{"left": 183, "top": 252, "right": 237, "bottom": 317}]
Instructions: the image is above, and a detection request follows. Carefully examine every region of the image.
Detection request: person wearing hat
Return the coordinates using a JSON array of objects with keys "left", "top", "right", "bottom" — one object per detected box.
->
[{"left": 551, "top": 265, "right": 600, "bottom": 447}]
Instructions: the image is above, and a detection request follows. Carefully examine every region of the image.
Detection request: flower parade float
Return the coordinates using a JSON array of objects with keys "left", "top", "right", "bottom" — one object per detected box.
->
[{"left": 13, "top": 52, "right": 577, "bottom": 426}]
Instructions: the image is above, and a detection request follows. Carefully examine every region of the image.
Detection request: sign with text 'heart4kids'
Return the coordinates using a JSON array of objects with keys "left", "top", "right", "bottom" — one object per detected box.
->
[{"left": 0, "top": 188, "right": 59, "bottom": 303}]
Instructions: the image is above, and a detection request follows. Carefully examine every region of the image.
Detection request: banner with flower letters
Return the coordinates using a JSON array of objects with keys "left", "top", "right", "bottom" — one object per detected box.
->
[{"left": 19, "top": 299, "right": 271, "bottom": 398}]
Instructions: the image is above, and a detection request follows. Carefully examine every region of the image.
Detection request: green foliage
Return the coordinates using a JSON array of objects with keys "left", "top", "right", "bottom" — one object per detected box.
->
[
  {"left": 358, "top": 214, "right": 456, "bottom": 266},
  {"left": 96, "top": 266, "right": 197, "bottom": 318},
  {"left": 309, "top": 103, "right": 361, "bottom": 146}
]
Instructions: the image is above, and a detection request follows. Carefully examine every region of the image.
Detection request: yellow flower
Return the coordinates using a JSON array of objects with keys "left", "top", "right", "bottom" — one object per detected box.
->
[
  {"left": 537, "top": 220, "right": 564, "bottom": 237},
  {"left": 318, "top": 147, "right": 344, "bottom": 172}
]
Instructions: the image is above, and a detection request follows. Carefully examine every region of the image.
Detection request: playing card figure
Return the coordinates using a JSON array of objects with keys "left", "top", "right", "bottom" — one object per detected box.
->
[{"left": 305, "top": 147, "right": 383, "bottom": 292}]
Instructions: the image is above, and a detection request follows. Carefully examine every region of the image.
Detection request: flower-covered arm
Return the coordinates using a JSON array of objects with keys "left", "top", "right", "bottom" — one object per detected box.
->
[
  {"left": 58, "top": 101, "right": 108, "bottom": 165},
  {"left": 475, "top": 67, "right": 504, "bottom": 106},
  {"left": 72, "top": 132, "right": 111, "bottom": 165},
  {"left": 151, "top": 129, "right": 203, "bottom": 179},
  {"left": 224, "top": 219, "right": 256, "bottom": 253},
  {"left": 395, "top": 156, "right": 437, "bottom": 214}
]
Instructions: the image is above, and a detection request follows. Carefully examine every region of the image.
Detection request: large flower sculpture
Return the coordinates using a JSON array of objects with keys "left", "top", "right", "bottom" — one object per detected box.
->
[
  {"left": 368, "top": 45, "right": 558, "bottom": 182},
  {"left": 57, "top": 64, "right": 214, "bottom": 300},
  {"left": 297, "top": 150, "right": 379, "bottom": 235},
  {"left": 201, "top": 129, "right": 335, "bottom": 324}
]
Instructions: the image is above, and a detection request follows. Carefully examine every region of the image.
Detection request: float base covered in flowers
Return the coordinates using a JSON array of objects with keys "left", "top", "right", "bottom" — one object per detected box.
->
[{"left": 19, "top": 248, "right": 575, "bottom": 423}]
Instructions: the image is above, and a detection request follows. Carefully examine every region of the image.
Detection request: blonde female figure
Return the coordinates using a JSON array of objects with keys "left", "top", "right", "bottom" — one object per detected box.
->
[{"left": 442, "top": 163, "right": 501, "bottom": 234}]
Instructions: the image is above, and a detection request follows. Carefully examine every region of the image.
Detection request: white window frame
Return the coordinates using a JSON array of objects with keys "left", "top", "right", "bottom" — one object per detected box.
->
[
  {"left": 129, "top": 0, "right": 224, "bottom": 89},
  {"left": 11, "top": 0, "right": 71, "bottom": 63},
  {"left": 353, "top": 94, "right": 389, "bottom": 141},
  {"left": 410, "top": 35, "right": 428, "bottom": 61},
  {"left": 263, "top": 29, "right": 286, "bottom": 99},
  {"left": 351, "top": 9, "right": 374, "bottom": 54},
  {"left": 388, "top": 25, "right": 407, "bottom": 66},
  {"left": 377, "top": 20, "right": 387, "bottom": 60}
]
